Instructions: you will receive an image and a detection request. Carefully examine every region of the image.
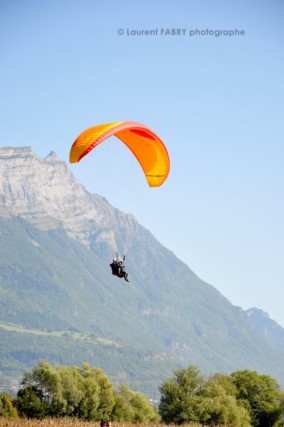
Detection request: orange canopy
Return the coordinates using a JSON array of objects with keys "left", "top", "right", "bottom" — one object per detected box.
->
[{"left": 69, "top": 121, "right": 170, "bottom": 187}]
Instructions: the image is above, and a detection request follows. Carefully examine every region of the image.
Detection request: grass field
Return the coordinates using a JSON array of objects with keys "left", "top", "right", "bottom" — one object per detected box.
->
[
  {"left": 0, "top": 420, "right": 105, "bottom": 427},
  {"left": 0, "top": 322, "right": 120, "bottom": 346},
  {"left": 0, "top": 421, "right": 222, "bottom": 427}
]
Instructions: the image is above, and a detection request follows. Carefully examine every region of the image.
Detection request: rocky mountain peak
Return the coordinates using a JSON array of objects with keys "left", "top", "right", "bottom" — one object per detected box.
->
[
  {"left": 0, "top": 146, "right": 137, "bottom": 250},
  {"left": 0, "top": 146, "right": 37, "bottom": 159},
  {"left": 44, "top": 151, "right": 60, "bottom": 162}
]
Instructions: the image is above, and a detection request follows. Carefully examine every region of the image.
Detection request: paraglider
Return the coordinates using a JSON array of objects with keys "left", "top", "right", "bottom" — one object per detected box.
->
[
  {"left": 70, "top": 121, "right": 170, "bottom": 283},
  {"left": 69, "top": 121, "right": 170, "bottom": 187},
  {"left": 110, "top": 254, "right": 129, "bottom": 282}
]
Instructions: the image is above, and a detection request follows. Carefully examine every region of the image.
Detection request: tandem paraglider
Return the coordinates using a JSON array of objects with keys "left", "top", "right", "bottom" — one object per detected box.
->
[
  {"left": 69, "top": 120, "right": 170, "bottom": 281},
  {"left": 109, "top": 253, "right": 129, "bottom": 282}
]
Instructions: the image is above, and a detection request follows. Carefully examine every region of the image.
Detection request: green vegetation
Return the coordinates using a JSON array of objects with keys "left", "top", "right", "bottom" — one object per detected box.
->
[
  {"left": 0, "top": 328, "right": 177, "bottom": 399},
  {"left": 231, "top": 370, "right": 284, "bottom": 427},
  {"left": 159, "top": 366, "right": 284, "bottom": 427},
  {"left": 0, "top": 392, "right": 18, "bottom": 418},
  {"left": 15, "top": 361, "right": 159, "bottom": 422},
  {"left": 2, "top": 362, "right": 284, "bottom": 426},
  {"left": 2, "top": 215, "right": 284, "bottom": 399}
]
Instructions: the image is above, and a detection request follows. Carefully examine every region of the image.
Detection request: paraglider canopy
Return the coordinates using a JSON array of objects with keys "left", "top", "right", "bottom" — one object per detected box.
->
[{"left": 69, "top": 121, "right": 170, "bottom": 187}]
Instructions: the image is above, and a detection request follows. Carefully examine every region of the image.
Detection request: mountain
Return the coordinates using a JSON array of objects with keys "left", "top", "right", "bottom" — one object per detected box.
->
[
  {"left": 246, "top": 308, "right": 284, "bottom": 353},
  {"left": 1, "top": 146, "right": 284, "bottom": 398}
]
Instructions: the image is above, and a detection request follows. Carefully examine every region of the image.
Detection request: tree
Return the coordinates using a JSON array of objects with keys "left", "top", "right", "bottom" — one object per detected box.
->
[
  {"left": 58, "top": 366, "right": 84, "bottom": 416},
  {"left": 75, "top": 363, "right": 115, "bottom": 420},
  {"left": 128, "top": 390, "right": 160, "bottom": 423},
  {"left": 16, "top": 386, "right": 46, "bottom": 418},
  {"left": 74, "top": 365, "right": 100, "bottom": 420},
  {"left": 0, "top": 392, "right": 18, "bottom": 418},
  {"left": 15, "top": 361, "right": 116, "bottom": 420},
  {"left": 90, "top": 365, "right": 115, "bottom": 420},
  {"left": 112, "top": 385, "right": 135, "bottom": 421},
  {"left": 159, "top": 365, "right": 205, "bottom": 424},
  {"left": 209, "top": 372, "right": 238, "bottom": 397},
  {"left": 200, "top": 378, "right": 251, "bottom": 427},
  {"left": 276, "top": 392, "right": 284, "bottom": 427},
  {"left": 231, "top": 370, "right": 284, "bottom": 427},
  {"left": 112, "top": 384, "right": 160, "bottom": 423},
  {"left": 159, "top": 366, "right": 253, "bottom": 426},
  {"left": 18, "top": 360, "right": 66, "bottom": 417}
]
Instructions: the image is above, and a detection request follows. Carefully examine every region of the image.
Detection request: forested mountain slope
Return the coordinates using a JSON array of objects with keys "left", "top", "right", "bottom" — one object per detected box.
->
[{"left": 1, "top": 146, "right": 284, "bottom": 397}]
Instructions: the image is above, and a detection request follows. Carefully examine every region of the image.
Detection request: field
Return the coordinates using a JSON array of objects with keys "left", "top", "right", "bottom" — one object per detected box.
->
[{"left": 0, "top": 421, "right": 223, "bottom": 427}]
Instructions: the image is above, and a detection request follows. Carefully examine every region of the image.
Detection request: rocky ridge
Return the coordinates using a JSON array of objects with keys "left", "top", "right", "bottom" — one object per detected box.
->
[{"left": 0, "top": 146, "right": 137, "bottom": 249}]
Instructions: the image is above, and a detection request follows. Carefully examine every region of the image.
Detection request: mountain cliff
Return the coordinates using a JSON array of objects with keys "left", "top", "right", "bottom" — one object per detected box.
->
[
  {"left": 0, "top": 146, "right": 134, "bottom": 250},
  {"left": 1, "top": 146, "right": 284, "bottom": 397}
]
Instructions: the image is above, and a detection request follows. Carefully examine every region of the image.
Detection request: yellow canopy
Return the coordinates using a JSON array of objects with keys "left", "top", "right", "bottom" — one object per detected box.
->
[{"left": 69, "top": 121, "right": 170, "bottom": 187}]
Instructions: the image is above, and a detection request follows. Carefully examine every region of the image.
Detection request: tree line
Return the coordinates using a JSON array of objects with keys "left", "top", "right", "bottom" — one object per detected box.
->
[{"left": 1, "top": 361, "right": 284, "bottom": 426}]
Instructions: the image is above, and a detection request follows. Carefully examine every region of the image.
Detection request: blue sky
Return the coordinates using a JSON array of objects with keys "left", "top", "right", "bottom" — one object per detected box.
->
[{"left": 1, "top": 1, "right": 284, "bottom": 325}]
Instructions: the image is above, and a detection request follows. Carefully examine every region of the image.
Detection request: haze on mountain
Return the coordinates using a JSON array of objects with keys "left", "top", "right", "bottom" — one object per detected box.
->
[
  {"left": 246, "top": 308, "right": 284, "bottom": 353},
  {"left": 0, "top": 146, "right": 284, "bottom": 398}
]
